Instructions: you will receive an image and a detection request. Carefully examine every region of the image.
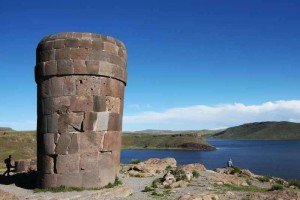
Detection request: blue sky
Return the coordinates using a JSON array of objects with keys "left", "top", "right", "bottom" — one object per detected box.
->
[{"left": 1, "top": 0, "right": 300, "bottom": 130}]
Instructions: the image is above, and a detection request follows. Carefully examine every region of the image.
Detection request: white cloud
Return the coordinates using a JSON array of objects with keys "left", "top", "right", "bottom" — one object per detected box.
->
[{"left": 123, "top": 100, "right": 300, "bottom": 130}]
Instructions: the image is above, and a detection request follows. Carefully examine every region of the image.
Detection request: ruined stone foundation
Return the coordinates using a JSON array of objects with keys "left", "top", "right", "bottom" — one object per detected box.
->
[{"left": 35, "top": 32, "right": 127, "bottom": 188}]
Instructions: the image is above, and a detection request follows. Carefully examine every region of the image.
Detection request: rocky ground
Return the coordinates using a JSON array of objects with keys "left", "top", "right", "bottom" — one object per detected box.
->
[{"left": 0, "top": 158, "right": 300, "bottom": 200}]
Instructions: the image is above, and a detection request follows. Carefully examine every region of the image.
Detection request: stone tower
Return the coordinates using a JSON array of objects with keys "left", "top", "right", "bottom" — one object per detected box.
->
[{"left": 35, "top": 32, "right": 127, "bottom": 188}]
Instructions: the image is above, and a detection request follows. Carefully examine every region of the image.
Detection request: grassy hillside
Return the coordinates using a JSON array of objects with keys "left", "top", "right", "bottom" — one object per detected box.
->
[
  {"left": 122, "top": 132, "right": 216, "bottom": 150},
  {"left": 210, "top": 121, "right": 300, "bottom": 140},
  {"left": 0, "top": 131, "right": 36, "bottom": 169}
]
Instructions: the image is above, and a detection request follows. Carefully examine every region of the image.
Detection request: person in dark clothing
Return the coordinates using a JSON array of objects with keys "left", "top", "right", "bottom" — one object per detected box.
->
[{"left": 3, "top": 155, "right": 12, "bottom": 176}]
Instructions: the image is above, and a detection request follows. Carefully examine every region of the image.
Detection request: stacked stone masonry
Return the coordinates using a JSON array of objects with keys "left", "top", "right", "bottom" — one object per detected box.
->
[{"left": 35, "top": 32, "right": 127, "bottom": 188}]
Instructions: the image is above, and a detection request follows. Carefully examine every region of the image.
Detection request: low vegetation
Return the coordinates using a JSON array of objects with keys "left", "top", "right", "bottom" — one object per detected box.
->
[
  {"left": 34, "top": 186, "right": 99, "bottom": 193},
  {"left": 122, "top": 132, "right": 216, "bottom": 150},
  {"left": 129, "top": 159, "right": 141, "bottom": 164},
  {"left": 104, "top": 177, "right": 122, "bottom": 188},
  {"left": 289, "top": 180, "right": 300, "bottom": 189},
  {"left": 269, "top": 184, "right": 284, "bottom": 191},
  {"left": 217, "top": 184, "right": 267, "bottom": 193}
]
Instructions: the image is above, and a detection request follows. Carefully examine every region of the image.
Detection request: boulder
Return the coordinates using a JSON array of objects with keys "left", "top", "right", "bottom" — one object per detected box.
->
[
  {"left": 182, "top": 163, "right": 206, "bottom": 173},
  {"left": 179, "top": 193, "right": 219, "bottom": 200}
]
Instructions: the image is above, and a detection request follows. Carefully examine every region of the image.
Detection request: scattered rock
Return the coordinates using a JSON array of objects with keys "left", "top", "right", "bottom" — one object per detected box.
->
[
  {"left": 91, "top": 186, "right": 134, "bottom": 198},
  {"left": 0, "top": 189, "right": 19, "bottom": 200},
  {"left": 182, "top": 163, "right": 206, "bottom": 173},
  {"left": 179, "top": 192, "right": 219, "bottom": 200}
]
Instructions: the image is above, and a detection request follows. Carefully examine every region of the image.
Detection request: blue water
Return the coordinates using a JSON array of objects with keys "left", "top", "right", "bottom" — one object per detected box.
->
[{"left": 121, "top": 140, "right": 300, "bottom": 180}]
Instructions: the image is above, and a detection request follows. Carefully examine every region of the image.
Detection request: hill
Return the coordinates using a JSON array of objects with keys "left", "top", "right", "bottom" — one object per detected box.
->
[
  {"left": 210, "top": 121, "right": 300, "bottom": 140},
  {"left": 0, "top": 127, "right": 14, "bottom": 131},
  {"left": 122, "top": 132, "right": 216, "bottom": 150}
]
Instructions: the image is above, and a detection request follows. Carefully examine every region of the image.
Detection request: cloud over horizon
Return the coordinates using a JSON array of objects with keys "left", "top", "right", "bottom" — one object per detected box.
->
[{"left": 123, "top": 100, "right": 300, "bottom": 130}]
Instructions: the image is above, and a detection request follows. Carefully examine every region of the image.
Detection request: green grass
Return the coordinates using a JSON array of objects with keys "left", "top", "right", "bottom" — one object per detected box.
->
[
  {"left": 288, "top": 180, "right": 300, "bottom": 189},
  {"left": 217, "top": 184, "right": 267, "bottom": 193},
  {"left": 257, "top": 176, "right": 272, "bottom": 183},
  {"left": 192, "top": 170, "right": 200, "bottom": 178},
  {"left": 269, "top": 184, "right": 284, "bottom": 191},
  {"left": 211, "top": 121, "right": 300, "bottom": 140},
  {"left": 104, "top": 177, "right": 122, "bottom": 188},
  {"left": 0, "top": 131, "right": 36, "bottom": 169},
  {"left": 122, "top": 132, "right": 216, "bottom": 151},
  {"left": 129, "top": 159, "right": 141, "bottom": 164},
  {"left": 34, "top": 185, "right": 99, "bottom": 193}
]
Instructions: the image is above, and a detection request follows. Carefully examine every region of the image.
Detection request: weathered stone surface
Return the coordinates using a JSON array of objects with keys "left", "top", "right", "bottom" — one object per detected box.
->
[
  {"left": 96, "top": 112, "right": 109, "bottom": 131},
  {"left": 80, "top": 131, "right": 105, "bottom": 153},
  {"left": 57, "top": 59, "right": 74, "bottom": 75},
  {"left": 50, "top": 76, "right": 64, "bottom": 97},
  {"left": 44, "top": 60, "right": 57, "bottom": 76},
  {"left": 39, "top": 174, "right": 57, "bottom": 188},
  {"left": 70, "top": 96, "right": 93, "bottom": 112},
  {"left": 108, "top": 113, "right": 122, "bottom": 131},
  {"left": 57, "top": 173, "right": 82, "bottom": 187},
  {"left": 106, "top": 96, "right": 121, "bottom": 113},
  {"left": 56, "top": 154, "right": 80, "bottom": 174},
  {"left": 47, "top": 113, "right": 59, "bottom": 133},
  {"left": 69, "top": 133, "right": 80, "bottom": 154},
  {"left": 43, "top": 133, "right": 55, "bottom": 154},
  {"left": 55, "top": 133, "right": 72, "bottom": 154},
  {"left": 182, "top": 163, "right": 206, "bottom": 173},
  {"left": 80, "top": 152, "right": 98, "bottom": 171},
  {"left": 103, "top": 131, "right": 121, "bottom": 151},
  {"left": 63, "top": 76, "right": 76, "bottom": 95},
  {"left": 36, "top": 32, "right": 127, "bottom": 188},
  {"left": 98, "top": 152, "right": 115, "bottom": 185},
  {"left": 93, "top": 96, "right": 106, "bottom": 112}
]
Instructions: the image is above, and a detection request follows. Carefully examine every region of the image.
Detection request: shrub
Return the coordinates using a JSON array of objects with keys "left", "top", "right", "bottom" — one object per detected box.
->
[
  {"left": 192, "top": 170, "right": 200, "bottom": 178},
  {"left": 151, "top": 178, "right": 162, "bottom": 188},
  {"left": 257, "top": 176, "right": 271, "bottom": 183},
  {"left": 170, "top": 167, "right": 188, "bottom": 181},
  {"left": 230, "top": 167, "right": 241, "bottom": 175},
  {"left": 288, "top": 180, "right": 300, "bottom": 189},
  {"left": 165, "top": 165, "right": 172, "bottom": 171},
  {"left": 151, "top": 190, "right": 164, "bottom": 196},
  {"left": 246, "top": 179, "right": 252, "bottom": 186},
  {"left": 104, "top": 176, "right": 122, "bottom": 188},
  {"left": 130, "top": 159, "right": 141, "bottom": 164},
  {"left": 269, "top": 184, "right": 284, "bottom": 191},
  {"left": 142, "top": 186, "right": 154, "bottom": 192}
]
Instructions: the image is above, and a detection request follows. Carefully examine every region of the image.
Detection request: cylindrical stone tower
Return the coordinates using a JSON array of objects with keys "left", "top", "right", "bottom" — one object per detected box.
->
[{"left": 35, "top": 32, "right": 127, "bottom": 188}]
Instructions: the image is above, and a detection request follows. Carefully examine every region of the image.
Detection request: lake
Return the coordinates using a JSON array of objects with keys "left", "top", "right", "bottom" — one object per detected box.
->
[{"left": 121, "top": 139, "right": 300, "bottom": 180}]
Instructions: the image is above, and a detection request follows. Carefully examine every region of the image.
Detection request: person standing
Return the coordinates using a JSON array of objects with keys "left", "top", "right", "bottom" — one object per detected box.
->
[
  {"left": 3, "top": 155, "right": 12, "bottom": 176},
  {"left": 227, "top": 158, "right": 233, "bottom": 168}
]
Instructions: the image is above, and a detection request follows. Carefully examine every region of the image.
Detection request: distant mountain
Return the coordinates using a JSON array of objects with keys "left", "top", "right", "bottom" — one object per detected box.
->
[
  {"left": 210, "top": 121, "right": 300, "bottom": 140},
  {"left": 0, "top": 127, "right": 14, "bottom": 131}
]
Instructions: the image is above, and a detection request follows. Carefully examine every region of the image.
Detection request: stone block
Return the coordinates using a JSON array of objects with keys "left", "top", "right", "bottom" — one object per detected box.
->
[
  {"left": 42, "top": 115, "right": 47, "bottom": 133},
  {"left": 83, "top": 112, "right": 97, "bottom": 131},
  {"left": 96, "top": 112, "right": 109, "bottom": 131},
  {"left": 44, "top": 60, "right": 57, "bottom": 76},
  {"left": 105, "top": 96, "right": 121, "bottom": 113},
  {"left": 41, "top": 50, "right": 55, "bottom": 62},
  {"left": 98, "top": 152, "right": 115, "bottom": 186},
  {"left": 57, "top": 173, "right": 82, "bottom": 187},
  {"left": 55, "top": 48, "right": 70, "bottom": 60},
  {"left": 98, "top": 61, "right": 115, "bottom": 77},
  {"left": 78, "top": 39, "right": 92, "bottom": 48},
  {"left": 103, "top": 131, "right": 121, "bottom": 151},
  {"left": 108, "top": 79, "right": 125, "bottom": 98},
  {"left": 92, "top": 40, "right": 104, "bottom": 50},
  {"left": 118, "top": 48, "right": 125, "bottom": 58},
  {"left": 69, "top": 133, "right": 80, "bottom": 154},
  {"left": 43, "top": 133, "right": 56, "bottom": 154},
  {"left": 87, "top": 49, "right": 101, "bottom": 60},
  {"left": 58, "top": 112, "right": 84, "bottom": 133},
  {"left": 73, "top": 60, "right": 87, "bottom": 74},
  {"left": 55, "top": 133, "right": 71, "bottom": 154},
  {"left": 56, "top": 154, "right": 80, "bottom": 174},
  {"left": 52, "top": 96, "right": 71, "bottom": 114},
  {"left": 80, "top": 152, "right": 98, "bottom": 171},
  {"left": 82, "top": 170, "right": 101, "bottom": 188},
  {"left": 86, "top": 60, "right": 99, "bottom": 74},
  {"left": 99, "top": 77, "right": 110, "bottom": 96},
  {"left": 113, "top": 66, "right": 126, "bottom": 81},
  {"left": 53, "top": 39, "right": 65, "bottom": 49},
  {"left": 39, "top": 174, "right": 57, "bottom": 188},
  {"left": 75, "top": 76, "right": 101, "bottom": 96},
  {"left": 50, "top": 76, "right": 64, "bottom": 97},
  {"left": 42, "top": 98, "right": 53, "bottom": 115},
  {"left": 93, "top": 96, "right": 106, "bottom": 112},
  {"left": 80, "top": 131, "right": 105, "bottom": 153},
  {"left": 57, "top": 59, "right": 74, "bottom": 75},
  {"left": 82, "top": 32, "right": 92, "bottom": 40},
  {"left": 70, "top": 48, "right": 88, "bottom": 60},
  {"left": 63, "top": 76, "right": 76, "bottom": 95},
  {"left": 41, "top": 155, "right": 55, "bottom": 174},
  {"left": 40, "top": 41, "right": 53, "bottom": 51},
  {"left": 41, "top": 78, "right": 51, "bottom": 98},
  {"left": 70, "top": 96, "right": 93, "bottom": 112},
  {"left": 103, "top": 42, "right": 118, "bottom": 54},
  {"left": 108, "top": 113, "right": 122, "bottom": 131},
  {"left": 109, "top": 54, "right": 125, "bottom": 68},
  {"left": 47, "top": 113, "right": 59, "bottom": 133},
  {"left": 65, "top": 38, "right": 79, "bottom": 48}
]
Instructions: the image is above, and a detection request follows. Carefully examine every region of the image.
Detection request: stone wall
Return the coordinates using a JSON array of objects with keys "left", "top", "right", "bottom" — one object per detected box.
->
[{"left": 35, "top": 32, "right": 127, "bottom": 188}]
